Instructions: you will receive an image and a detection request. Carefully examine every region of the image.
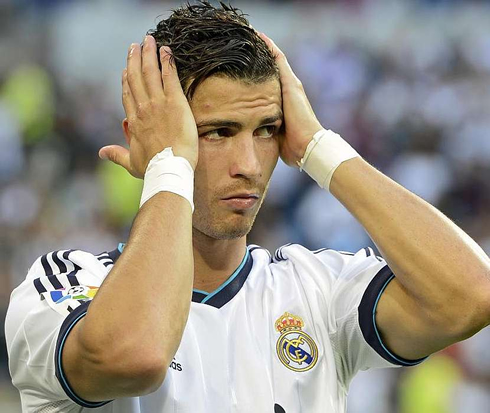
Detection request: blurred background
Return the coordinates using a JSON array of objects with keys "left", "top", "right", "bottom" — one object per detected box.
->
[{"left": 1, "top": 0, "right": 490, "bottom": 411}]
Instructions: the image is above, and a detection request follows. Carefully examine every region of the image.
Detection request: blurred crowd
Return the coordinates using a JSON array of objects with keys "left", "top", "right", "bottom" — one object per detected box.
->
[{"left": 1, "top": 0, "right": 489, "bottom": 412}]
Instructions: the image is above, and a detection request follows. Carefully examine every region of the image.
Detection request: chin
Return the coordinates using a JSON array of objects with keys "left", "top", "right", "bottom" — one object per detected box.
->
[
  {"left": 207, "top": 223, "right": 252, "bottom": 240},
  {"left": 194, "top": 214, "right": 255, "bottom": 240}
]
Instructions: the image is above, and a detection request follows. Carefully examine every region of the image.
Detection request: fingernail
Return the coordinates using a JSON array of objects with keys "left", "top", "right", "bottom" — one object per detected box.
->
[{"left": 99, "top": 151, "right": 108, "bottom": 160}]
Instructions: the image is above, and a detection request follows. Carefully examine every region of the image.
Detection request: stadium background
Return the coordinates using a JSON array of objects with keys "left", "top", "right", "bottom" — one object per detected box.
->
[{"left": 1, "top": 0, "right": 490, "bottom": 411}]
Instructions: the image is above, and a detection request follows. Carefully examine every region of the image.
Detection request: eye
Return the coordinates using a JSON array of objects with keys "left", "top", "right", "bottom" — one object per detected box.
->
[
  {"left": 200, "top": 129, "right": 232, "bottom": 140},
  {"left": 255, "top": 125, "right": 278, "bottom": 138}
]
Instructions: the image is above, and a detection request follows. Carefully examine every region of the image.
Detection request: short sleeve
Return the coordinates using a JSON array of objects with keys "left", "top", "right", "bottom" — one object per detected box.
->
[
  {"left": 277, "top": 244, "right": 426, "bottom": 387},
  {"left": 312, "top": 247, "right": 426, "bottom": 384},
  {"left": 5, "top": 249, "right": 116, "bottom": 411}
]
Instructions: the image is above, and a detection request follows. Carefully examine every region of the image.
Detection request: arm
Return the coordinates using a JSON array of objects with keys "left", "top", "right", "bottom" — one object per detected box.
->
[
  {"left": 260, "top": 33, "right": 490, "bottom": 361},
  {"left": 62, "top": 36, "right": 198, "bottom": 402},
  {"left": 329, "top": 158, "right": 490, "bottom": 359}
]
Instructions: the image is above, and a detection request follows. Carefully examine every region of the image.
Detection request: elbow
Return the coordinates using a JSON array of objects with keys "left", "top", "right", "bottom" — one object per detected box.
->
[
  {"left": 122, "top": 358, "right": 168, "bottom": 395},
  {"left": 80, "top": 336, "right": 170, "bottom": 398},
  {"left": 100, "top": 352, "right": 169, "bottom": 397},
  {"left": 441, "top": 288, "right": 490, "bottom": 342}
]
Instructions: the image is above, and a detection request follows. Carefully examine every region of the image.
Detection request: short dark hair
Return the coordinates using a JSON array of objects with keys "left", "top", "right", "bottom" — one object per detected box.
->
[{"left": 147, "top": 1, "right": 279, "bottom": 98}]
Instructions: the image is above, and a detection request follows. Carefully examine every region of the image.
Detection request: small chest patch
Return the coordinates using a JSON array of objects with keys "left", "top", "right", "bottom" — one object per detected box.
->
[{"left": 275, "top": 312, "right": 318, "bottom": 372}]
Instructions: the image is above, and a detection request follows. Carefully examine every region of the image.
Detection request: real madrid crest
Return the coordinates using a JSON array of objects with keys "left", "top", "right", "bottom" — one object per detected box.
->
[{"left": 275, "top": 312, "right": 318, "bottom": 372}]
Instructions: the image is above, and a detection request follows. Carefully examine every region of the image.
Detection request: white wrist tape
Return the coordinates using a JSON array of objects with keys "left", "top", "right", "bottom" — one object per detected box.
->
[
  {"left": 140, "top": 147, "right": 194, "bottom": 211},
  {"left": 298, "top": 129, "right": 359, "bottom": 191}
]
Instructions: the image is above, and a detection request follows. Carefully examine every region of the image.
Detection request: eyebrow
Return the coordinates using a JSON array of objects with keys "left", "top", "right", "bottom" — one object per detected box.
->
[{"left": 196, "top": 112, "right": 283, "bottom": 129}]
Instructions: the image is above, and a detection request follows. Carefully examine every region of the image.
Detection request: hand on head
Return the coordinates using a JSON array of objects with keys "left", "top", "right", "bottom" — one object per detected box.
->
[
  {"left": 99, "top": 35, "right": 198, "bottom": 178},
  {"left": 258, "top": 32, "right": 323, "bottom": 167}
]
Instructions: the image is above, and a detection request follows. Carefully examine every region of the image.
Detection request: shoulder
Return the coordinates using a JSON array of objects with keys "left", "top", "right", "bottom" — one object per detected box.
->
[
  {"left": 272, "top": 243, "right": 383, "bottom": 274},
  {"left": 8, "top": 246, "right": 121, "bottom": 324},
  {"left": 24, "top": 249, "right": 111, "bottom": 296}
]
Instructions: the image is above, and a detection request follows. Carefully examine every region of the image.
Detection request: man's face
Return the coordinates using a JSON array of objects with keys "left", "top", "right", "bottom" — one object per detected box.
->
[{"left": 189, "top": 75, "right": 282, "bottom": 240}]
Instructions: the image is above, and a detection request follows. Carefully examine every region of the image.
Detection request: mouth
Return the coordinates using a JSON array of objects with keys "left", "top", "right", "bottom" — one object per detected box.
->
[{"left": 220, "top": 193, "right": 260, "bottom": 210}]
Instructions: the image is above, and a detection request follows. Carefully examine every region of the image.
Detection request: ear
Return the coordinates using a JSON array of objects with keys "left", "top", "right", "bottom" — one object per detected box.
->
[{"left": 122, "top": 118, "right": 131, "bottom": 145}]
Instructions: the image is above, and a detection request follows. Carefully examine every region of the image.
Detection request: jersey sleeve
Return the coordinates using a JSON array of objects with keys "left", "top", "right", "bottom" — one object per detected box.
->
[
  {"left": 316, "top": 247, "right": 426, "bottom": 383},
  {"left": 278, "top": 245, "right": 427, "bottom": 386},
  {"left": 5, "top": 249, "right": 115, "bottom": 411}
]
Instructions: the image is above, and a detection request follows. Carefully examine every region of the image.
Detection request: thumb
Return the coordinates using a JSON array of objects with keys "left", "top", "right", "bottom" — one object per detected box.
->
[{"left": 99, "top": 145, "right": 132, "bottom": 171}]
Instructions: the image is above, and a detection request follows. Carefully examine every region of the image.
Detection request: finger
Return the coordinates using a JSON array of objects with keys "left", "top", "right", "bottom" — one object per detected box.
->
[
  {"left": 258, "top": 33, "right": 299, "bottom": 87},
  {"left": 121, "top": 69, "right": 136, "bottom": 117},
  {"left": 126, "top": 43, "right": 148, "bottom": 102},
  {"left": 99, "top": 145, "right": 132, "bottom": 172},
  {"left": 160, "top": 46, "right": 184, "bottom": 95},
  {"left": 141, "top": 35, "right": 164, "bottom": 98}
]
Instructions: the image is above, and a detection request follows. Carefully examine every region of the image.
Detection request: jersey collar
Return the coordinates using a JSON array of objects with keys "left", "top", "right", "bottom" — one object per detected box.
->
[
  {"left": 107, "top": 244, "right": 253, "bottom": 309},
  {"left": 191, "top": 248, "right": 253, "bottom": 308}
]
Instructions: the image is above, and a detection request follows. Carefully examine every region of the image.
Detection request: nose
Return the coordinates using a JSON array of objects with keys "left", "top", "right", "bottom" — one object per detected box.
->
[{"left": 229, "top": 134, "right": 262, "bottom": 179}]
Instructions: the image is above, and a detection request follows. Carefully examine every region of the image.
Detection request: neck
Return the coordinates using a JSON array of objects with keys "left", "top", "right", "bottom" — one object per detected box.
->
[{"left": 192, "top": 228, "right": 247, "bottom": 293}]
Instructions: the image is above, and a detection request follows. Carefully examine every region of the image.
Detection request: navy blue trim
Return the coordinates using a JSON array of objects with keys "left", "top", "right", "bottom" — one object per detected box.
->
[
  {"left": 358, "top": 266, "right": 427, "bottom": 366},
  {"left": 33, "top": 278, "right": 47, "bottom": 294},
  {"left": 192, "top": 290, "right": 207, "bottom": 302},
  {"left": 47, "top": 275, "right": 63, "bottom": 290},
  {"left": 62, "top": 249, "right": 75, "bottom": 261},
  {"left": 192, "top": 248, "right": 253, "bottom": 308},
  {"left": 55, "top": 301, "right": 112, "bottom": 408},
  {"left": 249, "top": 246, "right": 273, "bottom": 263},
  {"left": 52, "top": 251, "right": 67, "bottom": 273},
  {"left": 274, "top": 243, "right": 294, "bottom": 262},
  {"left": 108, "top": 247, "right": 122, "bottom": 263},
  {"left": 339, "top": 251, "right": 355, "bottom": 256},
  {"left": 66, "top": 269, "right": 80, "bottom": 286},
  {"left": 41, "top": 254, "right": 54, "bottom": 276}
]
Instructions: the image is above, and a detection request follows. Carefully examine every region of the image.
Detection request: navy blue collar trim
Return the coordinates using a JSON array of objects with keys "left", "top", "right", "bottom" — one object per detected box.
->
[
  {"left": 106, "top": 244, "right": 253, "bottom": 309},
  {"left": 192, "top": 248, "right": 253, "bottom": 308}
]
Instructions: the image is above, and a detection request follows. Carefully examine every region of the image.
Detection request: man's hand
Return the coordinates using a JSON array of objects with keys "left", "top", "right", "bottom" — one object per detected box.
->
[
  {"left": 99, "top": 35, "right": 198, "bottom": 177},
  {"left": 259, "top": 33, "right": 323, "bottom": 167}
]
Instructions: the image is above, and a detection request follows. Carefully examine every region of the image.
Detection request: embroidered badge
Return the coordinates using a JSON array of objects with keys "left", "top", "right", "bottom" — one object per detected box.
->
[
  {"left": 46, "top": 285, "right": 99, "bottom": 304},
  {"left": 275, "top": 312, "right": 318, "bottom": 372}
]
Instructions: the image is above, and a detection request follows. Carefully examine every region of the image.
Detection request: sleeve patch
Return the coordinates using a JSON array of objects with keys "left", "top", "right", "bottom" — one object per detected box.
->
[{"left": 40, "top": 285, "right": 99, "bottom": 317}]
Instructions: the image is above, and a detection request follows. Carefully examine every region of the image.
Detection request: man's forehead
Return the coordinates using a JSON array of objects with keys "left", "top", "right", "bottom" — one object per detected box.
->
[{"left": 190, "top": 75, "right": 282, "bottom": 119}]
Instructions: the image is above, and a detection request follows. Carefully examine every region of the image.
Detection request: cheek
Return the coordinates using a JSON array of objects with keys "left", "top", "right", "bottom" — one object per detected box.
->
[
  {"left": 260, "top": 140, "right": 280, "bottom": 175},
  {"left": 194, "top": 145, "right": 225, "bottom": 197}
]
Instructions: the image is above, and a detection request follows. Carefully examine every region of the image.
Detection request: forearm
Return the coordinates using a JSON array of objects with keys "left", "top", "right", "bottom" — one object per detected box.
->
[
  {"left": 330, "top": 157, "right": 490, "bottom": 329},
  {"left": 79, "top": 192, "right": 193, "bottom": 372}
]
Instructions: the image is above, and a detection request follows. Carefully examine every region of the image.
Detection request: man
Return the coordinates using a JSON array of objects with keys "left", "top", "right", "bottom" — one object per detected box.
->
[{"left": 5, "top": 2, "right": 490, "bottom": 412}]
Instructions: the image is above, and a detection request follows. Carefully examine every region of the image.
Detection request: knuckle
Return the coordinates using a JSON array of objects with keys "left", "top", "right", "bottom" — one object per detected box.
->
[
  {"left": 142, "top": 65, "right": 152, "bottom": 78},
  {"left": 136, "top": 102, "right": 146, "bottom": 117},
  {"left": 127, "top": 72, "right": 135, "bottom": 84},
  {"left": 148, "top": 98, "right": 161, "bottom": 109}
]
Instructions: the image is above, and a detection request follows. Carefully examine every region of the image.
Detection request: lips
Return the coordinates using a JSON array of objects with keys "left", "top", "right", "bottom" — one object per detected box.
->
[
  {"left": 222, "top": 193, "right": 259, "bottom": 200},
  {"left": 221, "top": 193, "right": 260, "bottom": 210}
]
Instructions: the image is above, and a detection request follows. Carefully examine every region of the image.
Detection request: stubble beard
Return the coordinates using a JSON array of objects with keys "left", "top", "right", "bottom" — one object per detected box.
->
[{"left": 192, "top": 194, "right": 266, "bottom": 241}]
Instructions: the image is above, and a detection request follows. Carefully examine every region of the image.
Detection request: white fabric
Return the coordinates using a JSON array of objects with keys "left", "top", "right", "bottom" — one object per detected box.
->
[
  {"left": 6, "top": 245, "right": 400, "bottom": 413},
  {"left": 299, "top": 129, "right": 360, "bottom": 191},
  {"left": 140, "top": 147, "right": 195, "bottom": 211}
]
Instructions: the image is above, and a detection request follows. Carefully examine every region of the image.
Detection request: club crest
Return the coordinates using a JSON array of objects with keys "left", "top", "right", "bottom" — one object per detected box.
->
[{"left": 275, "top": 312, "right": 318, "bottom": 372}]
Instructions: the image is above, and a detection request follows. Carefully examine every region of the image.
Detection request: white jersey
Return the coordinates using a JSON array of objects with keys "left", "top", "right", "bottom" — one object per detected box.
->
[{"left": 5, "top": 243, "right": 425, "bottom": 412}]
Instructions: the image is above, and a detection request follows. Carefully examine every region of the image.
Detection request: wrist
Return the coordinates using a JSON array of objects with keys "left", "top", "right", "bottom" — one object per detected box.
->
[
  {"left": 299, "top": 129, "right": 360, "bottom": 192},
  {"left": 140, "top": 147, "right": 195, "bottom": 211}
]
